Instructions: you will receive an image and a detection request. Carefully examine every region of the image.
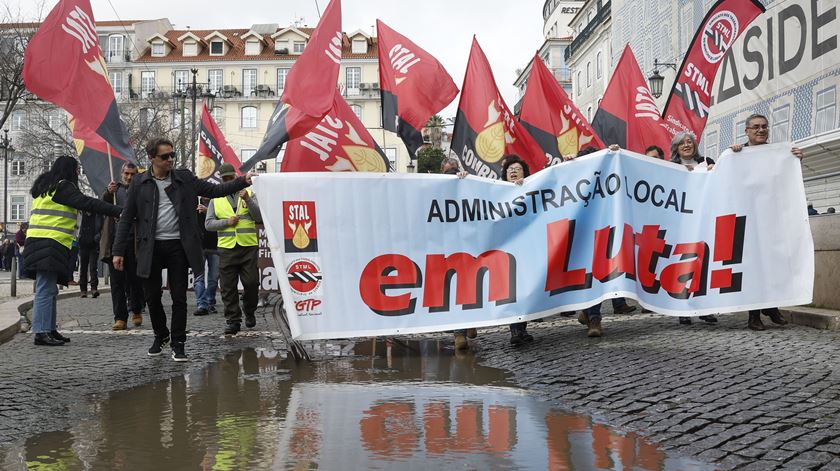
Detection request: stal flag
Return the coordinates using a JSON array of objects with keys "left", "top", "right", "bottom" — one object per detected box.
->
[
  {"left": 240, "top": 0, "right": 342, "bottom": 171},
  {"left": 23, "top": 0, "right": 132, "bottom": 161},
  {"left": 519, "top": 54, "right": 604, "bottom": 166},
  {"left": 661, "top": 0, "right": 765, "bottom": 141},
  {"left": 282, "top": 94, "right": 392, "bottom": 172},
  {"left": 70, "top": 117, "right": 133, "bottom": 196},
  {"left": 451, "top": 38, "right": 546, "bottom": 179},
  {"left": 377, "top": 19, "right": 458, "bottom": 158},
  {"left": 592, "top": 45, "right": 671, "bottom": 155},
  {"left": 197, "top": 103, "right": 241, "bottom": 183}
]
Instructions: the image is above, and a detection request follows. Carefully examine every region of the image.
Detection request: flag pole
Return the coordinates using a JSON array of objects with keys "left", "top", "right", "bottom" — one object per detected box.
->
[{"left": 106, "top": 141, "right": 114, "bottom": 182}]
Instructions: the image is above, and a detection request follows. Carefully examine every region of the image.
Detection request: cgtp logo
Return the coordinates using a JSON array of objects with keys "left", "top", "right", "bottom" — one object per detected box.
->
[
  {"left": 701, "top": 10, "right": 739, "bottom": 64},
  {"left": 295, "top": 299, "right": 322, "bottom": 312},
  {"left": 284, "top": 201, "right": 318, "bottom": 252}
]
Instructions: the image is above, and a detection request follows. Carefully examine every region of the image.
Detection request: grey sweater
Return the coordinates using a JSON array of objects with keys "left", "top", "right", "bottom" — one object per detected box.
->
[{"left": 205, "top": 192, "right": 262, "bottom": 231}]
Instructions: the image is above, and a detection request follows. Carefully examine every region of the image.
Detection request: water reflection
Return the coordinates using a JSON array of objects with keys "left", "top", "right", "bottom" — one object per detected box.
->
[{"left": 3, "top": 340, "right": 712, "bottom": 470}]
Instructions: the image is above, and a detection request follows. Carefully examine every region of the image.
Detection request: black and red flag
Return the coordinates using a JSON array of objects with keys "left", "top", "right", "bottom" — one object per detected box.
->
[
  {"left": 451, "top": 38, "right": 546, "bottom": 179},
  {"left": 69, "top": 117, "right": 130, "bottom": 196},
  {"left": 376, "top": 19, "right": 458, "bottom": 158},
  {"left": 196, "top": 103, "right": 241, "bottom": 183},
  {"left": 519, "top": 54, "right": 604, "bottom": 166},
  {"left": 661, "top": 0, "right": 765, "bottom": 141},
  {"left": 23, "top": 0, "right": 133, "bottom": 162},
  {"left": 283, "top": 94, "right": 392, "bottom": 172},
  {"left": 240, "top": 0, "right": 342, "bottom": 171},
  {"left": 592, "top": 45, "right": 671, "bottom": 155}
]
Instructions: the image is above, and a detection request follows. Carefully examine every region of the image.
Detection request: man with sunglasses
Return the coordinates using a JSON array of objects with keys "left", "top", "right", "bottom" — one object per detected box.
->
[
  {"left": 112, "top": 138, "right": 255, "bottom": 361},
  {"left": 730, "top": 113, "right": 804, "bottom": 331}
]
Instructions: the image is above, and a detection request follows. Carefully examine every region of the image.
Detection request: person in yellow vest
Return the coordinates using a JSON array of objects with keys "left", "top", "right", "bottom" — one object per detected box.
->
[
  {"left": 205, "top": 163, "right": 262, "bottom": 335},
  {"left": 24, "top": 156, "right": 122, "bottom": 346}
]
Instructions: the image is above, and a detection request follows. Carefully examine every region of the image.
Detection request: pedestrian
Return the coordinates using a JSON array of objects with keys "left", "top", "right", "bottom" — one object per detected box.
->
[
  {"left": 112, "top": 138, "right": 254, "bottom": 361},
  {"left": 15, "top": 222, "right": 27, "bottom": 279},
  {"left": 101, "top": 162, "right": 145, "bottom": 330},
  {"left": 77, "top": 210, "right": 103, "bottom": 298},
  {"left": 205, "top": 163, "right": 261, "bottom": 335},
  {"left": 644, "top": 145, "right": 664, "bottom": 159},
  {"left": 729, "top": 113, "right": 804, "bottom": 331},
  {"left": 24, "top": 155, "right": 122, "bottom": 346},
  {"left": 4, "top": 240, "right": 14, "bottom": 271},
  {"left": 193, "top": 196, "right": 219, "bottom": 317},
  {"left": 68, "top": 239, "right": 79, "bottom": 286}
]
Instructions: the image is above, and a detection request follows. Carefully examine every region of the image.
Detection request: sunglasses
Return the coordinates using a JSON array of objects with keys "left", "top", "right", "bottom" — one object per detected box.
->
[{"left": 156, "top": 152, "right": 176, "bottom": 160}]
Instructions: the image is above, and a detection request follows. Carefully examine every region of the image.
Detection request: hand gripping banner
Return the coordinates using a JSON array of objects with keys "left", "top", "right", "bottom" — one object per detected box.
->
[{"left": 254, "top": 143, "right": 813, "bottom": 340}]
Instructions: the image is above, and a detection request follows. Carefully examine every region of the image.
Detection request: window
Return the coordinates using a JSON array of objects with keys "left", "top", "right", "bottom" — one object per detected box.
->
[
  {"left": 241, "top": 106, "right": 257, "bottom": 128},
  {"left": 139, "top": 108, "right": 154, "bottom": 128},
  {"left": 48, "top": 112, "right": 64, "bottom": 132},
  {"left": 586, "top": 62, "right": 591, "bottom": 87},
  {"left": 771, "top": 104, "right": 791, "bottom": 142},
  {"left": 240, "top": 149, "right": 256, "bottom": 162},
  {"left": 183, "top": 41, "right": 198, "bottom": 57},
  {"left": 816, "top": 86, "right": 837, "bottom": 135},
  {"left": 242, "top": 69, "right": 257, "bottom": 96},
  {"left": 108, "top": 34, "right": 124, "bottom": 62},
  {"left": 274, "top": 40, "right": 289, "bottom": 53},
  {"left": 277, "top": 68, "right": 290, "bottom": 93},
  {"left": 587, "top": 106, "right": 592, "bottom": 122},
  {"left": 577, "top": 71, "right": 582, "bottom": 96},
  {"left": 174, "top": 70, "right": 189, "bottom": 92},
  {"left": 11, "top": 110, "right": 25, "bottom": 131},
  {"left": 352, "top": 38, "right": 367, "bottom": 54},
  {"left": 245, "top": 40, "right": 260, "bottom": 55},
  {"left": 210, "top": 40, "right": 224, "bottom": 55},
  {"left": 596, "top": 51, "right": 603, "bottom": 79},
  {"left": 346, "top": 67, "right": 361, "bottom": 96},
  {"left": 10, "top": 196, "right": 25, "bottom": 221},
  {"left": 109, "top": 71, "right": 123, "bottom": 98},
  {"left": 211, "top": 106, "right": 225, "bottom": 126},
  {"left": 384, "top": 148, "right": 397, "bottom": 169},
  {"left": 11, "top": 160, "right": 24, "bottom": 176},
  {"left": 734, "top": 118, "right": 747, "bottom": 146},
  {"left": 293, "top": 41, "right": 306, "bottom": 53},
  {"left": 350, "top": 104, "right": 362, "bottom": 121},
  {"left": 208, "top": 69, "right": 223, "bottom": 93},
  {"left": 140, "top": 71, "right": 156, "bottom": 98},
  {"left": 704, "top": 130, "right": 719, "bottom": 159},
  {"left": 151, "top": 42, "right": 165, "bottom": 57}
]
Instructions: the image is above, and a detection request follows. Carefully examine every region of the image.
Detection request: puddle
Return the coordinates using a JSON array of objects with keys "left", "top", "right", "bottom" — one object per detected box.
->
[{"left": 2, "top": 340, "right": 712, "bottom": 470}]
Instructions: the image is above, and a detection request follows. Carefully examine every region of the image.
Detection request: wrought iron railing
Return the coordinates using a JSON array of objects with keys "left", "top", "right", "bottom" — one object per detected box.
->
[{"left": 564, "top": 1, "right": 611, "bottom": 62}]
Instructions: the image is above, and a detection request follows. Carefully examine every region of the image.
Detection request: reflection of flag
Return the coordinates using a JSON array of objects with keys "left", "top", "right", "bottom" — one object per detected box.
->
[
  {"left": 451, "top": 38, "right": 546, "bottom": 179},
  {"left": 661, "top": 0, "right": 764, "bottom": 141},
  {"left": 520, "top": 54, "right": 604, "bottom": 166},
  {"left": 592, "top": 45, "right": 671, "bottom": 155},
  {"left": 70, "top": 117, "right": 131, "bottom": 196},
  {"left": 23, "top": 0, "right": 132, "bottom": 160},
  {"left": 197, "top": 103, "right": 241, "bottom": 183},
  {"left": 240, "top": 0, "right": 342, "bottom": 171},
  {"left": 283, "top": 94, "right": 392, "bottom": 173},
  {"left": 377, "top": 20, "right": 458, "bottom": 158}
]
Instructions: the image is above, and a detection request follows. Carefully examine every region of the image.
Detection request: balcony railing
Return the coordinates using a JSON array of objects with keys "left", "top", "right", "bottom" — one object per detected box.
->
[
  {"left": 552, "top": 67, "right": 572, "bottom": 83},
  {"left": 105, "top": 50, "right": 131, "bottom": 64},
  {"left": 564, "top": 1, "right": 611, "bottom": 62}
]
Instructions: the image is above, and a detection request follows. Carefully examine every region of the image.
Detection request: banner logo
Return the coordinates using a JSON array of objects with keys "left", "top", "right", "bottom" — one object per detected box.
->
[
  {"left": 284, "top": 201, "right": 318, "bottom": 252},
  {"left": 287, "top": 258, "right": 323, "bottom": 295},
  {"left": 476, "top": 100, "right": 514, "bottom": 164},
  {"left": 701, "top": 11, "right": 739, "bottom": 64}
]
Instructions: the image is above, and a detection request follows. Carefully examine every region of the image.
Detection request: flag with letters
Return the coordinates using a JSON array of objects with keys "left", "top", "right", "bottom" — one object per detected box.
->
[{"left": 196, "top": 103, "right": 241, "bottom": 183}]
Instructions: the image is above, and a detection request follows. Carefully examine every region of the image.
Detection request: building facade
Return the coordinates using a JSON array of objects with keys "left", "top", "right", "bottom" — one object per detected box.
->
[{"left": 565, "top": 0, "right": 612, "bottom": 124}]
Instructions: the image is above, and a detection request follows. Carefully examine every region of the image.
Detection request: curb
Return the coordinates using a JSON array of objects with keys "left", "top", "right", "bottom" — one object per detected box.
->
[
  {"left": 0, "top": 288, "right": 112, "bottom": 346},
  {"left": 780, "top": 306, "right": 840, "bottom": 331}
]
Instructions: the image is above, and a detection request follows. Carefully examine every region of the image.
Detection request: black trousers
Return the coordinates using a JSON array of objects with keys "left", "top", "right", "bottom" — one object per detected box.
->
[
  {"left": 142, "top": 240, "right": 189, "bottom": 343},
  {"left": 109, "top": 247, "right": 144, "bottom": 322},
  {"left": 219, "top": 244, "right": 259, "bottom": 324},
  {"left": 78, "top": 245, "right": 99, "bottom": 292}
]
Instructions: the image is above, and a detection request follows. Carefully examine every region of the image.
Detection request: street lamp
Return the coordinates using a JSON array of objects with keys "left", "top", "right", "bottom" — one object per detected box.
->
[
  {"left": 0, "top": 129, "right": 13, "bottom": 240},
  {"left": 647, "top": 58, "right": 677, "bottom": 99},
  {"left": 183, "top": 68, "right": 216, "bottom": 173}
]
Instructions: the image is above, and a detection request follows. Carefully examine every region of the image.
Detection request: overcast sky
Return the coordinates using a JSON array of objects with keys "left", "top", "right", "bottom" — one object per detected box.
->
[{"left": 11, "top": 0, "right": 546, "bottom": 119}]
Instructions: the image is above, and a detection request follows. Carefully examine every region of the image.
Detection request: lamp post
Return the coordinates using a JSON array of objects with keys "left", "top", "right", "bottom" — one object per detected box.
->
[
  {"left": 647, "top": 58, "right": 677, "bottom": 99},
  {"left": 0, "top": 129, "right": 12, "bottom": 240},
  {"left": 183, "top": 68, "right": 216, "bottom": 173}
]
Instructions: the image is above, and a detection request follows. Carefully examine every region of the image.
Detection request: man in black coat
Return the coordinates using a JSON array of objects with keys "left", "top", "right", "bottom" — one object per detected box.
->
[
  {"left": 77, "top": 210, "right": 103, "bottom": 298},
  {"left": 113, "top": 137, "right": 254, "bottom": 362}
]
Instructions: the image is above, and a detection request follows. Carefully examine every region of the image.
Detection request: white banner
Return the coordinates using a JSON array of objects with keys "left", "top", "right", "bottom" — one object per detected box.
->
[{"left": 254, "top": 143, "right": 814, "bottom": 340}]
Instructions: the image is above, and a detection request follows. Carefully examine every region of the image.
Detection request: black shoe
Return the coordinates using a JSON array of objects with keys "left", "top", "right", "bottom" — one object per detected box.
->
[
  {"left": 91, "top": 290, "right": 100, "bottom": 298},
  {"left": 642, "top": 308, "right": 652, "bottom": 313},
  {"left": 244, "top": 313, "right": 256, "bottom": 328},
  {"left": 510, "top": 330, "right": 527, "bottom": 346},
  {"left": 699, "top": 315, "right": 718, "bottom": 324},
  {"left": 80, "top": 292, "right": 88, "bottom": 298},
  {"left": 748, "top": 312, "right": 766, "bottom": 331},
  {"left": 614, "top": 304, "right": 637, "bottom": 314},
  {"left": 148, "top": 335, "right": 170, "bottom": 356},
  {"left": 171, "top": 343, "right": 188, "bottom": 362},
  {"left": 50, "top": 331, "right": 70, "bottom": 343},
  {"left": 521, "top": 332, "right": 534, "bottom": 343},
  {"left": 193, "top": 308, "right": 209, "bottom": 317},
  {"left": 560, "top": 311, "right": 576, "bottom": 317},
  {"left": 679, "top": 317, "right": 692, "bottom": 325},
  {"left": 34, "top": 332, "right": 64, "bottom": 346},
  {"left": 224, "top": 323, "right": 241, "bottom": 335},
  {"left": 209, "top": 305, "right": 217, "bottom": 314},
  {"left": 763, "top": 308, "right": 788, "bottom": 325}
]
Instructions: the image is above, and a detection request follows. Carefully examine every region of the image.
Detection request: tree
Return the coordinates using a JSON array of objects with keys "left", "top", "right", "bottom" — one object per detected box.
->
[
  {"left": 417, "top": 146, "right": 445, "bottom": 174},
  {"left": 0, "top": 3, "right": 44, "bottom": 132},
  {"left": 424, "top": 115, "right": 446, "bottom": 149}
]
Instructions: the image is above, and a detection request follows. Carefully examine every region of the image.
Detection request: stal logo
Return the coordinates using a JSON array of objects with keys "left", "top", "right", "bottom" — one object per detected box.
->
[
  {"left": 286, "top": 258, "right": 322, "bottom": 295},
  {"left": 389, "top": 43, "right": 421, "bottom": 86},
  {"left": 701, "top": 10, "right": 739, "bottom": 64},
  {"left": 284, "top": 201, "right": 318, "bottom": 252}
]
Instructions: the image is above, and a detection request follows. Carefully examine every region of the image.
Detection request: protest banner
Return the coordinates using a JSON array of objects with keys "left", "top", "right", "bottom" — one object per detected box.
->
[{"left": 254, "top": 143, "right": 813, "bottom": 340}]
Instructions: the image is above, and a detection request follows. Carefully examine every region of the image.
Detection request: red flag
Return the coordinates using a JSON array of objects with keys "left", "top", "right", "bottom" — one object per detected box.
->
[
  {"left": 519, "top": 54, "right": 604, "bottom": 166},
  {"left": 240, "top": 0, "right": 342, "bottom": 171},
  {"left": 70, "top": 117, "right": 129, "bottom": 196},
  {"left": 23, "top": 0, "right": 133, "bottom": 160},
  {"left": 661, "top": 0, "right": 765, "bottom": 141},
  {"left": 592, "top": 45, "right": 671, "bottom": 155},
  {"left": 196, "top": 103, "right": 241, "bottom": 183},
  {"left": 451, "top": 38, "right": 546, "bottom": 179},
  {"left": 377, "top": 19, "right": 458, "bottom": 158},
  {"left": 283, "top": 94, "right": 392, "bottom": 173}
]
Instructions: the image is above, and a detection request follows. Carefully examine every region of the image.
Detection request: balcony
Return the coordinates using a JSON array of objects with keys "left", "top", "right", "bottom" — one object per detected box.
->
[
  {"left": 552, "top": 67, "right": 572, "bottom": 84},
  {"left": 564, "top": 0, "right": 611, "bottom": 63},
  {"left": 105, "top": 50, "right": 131, "bottom": 64},
  {"left": 343, "top": 82, "right": 380, "bottom": 99}
]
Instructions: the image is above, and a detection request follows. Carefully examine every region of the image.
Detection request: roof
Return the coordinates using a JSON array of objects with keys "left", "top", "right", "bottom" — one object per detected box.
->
[
  {"left": 136, "top": 28, "right": 378, "bottom": 63},
  {"left": 0, "top": 20, "right": 141, "bottom": 30}
]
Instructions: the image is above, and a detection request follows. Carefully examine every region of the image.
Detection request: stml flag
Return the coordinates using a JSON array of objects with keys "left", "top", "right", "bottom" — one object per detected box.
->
[
  {"left": 519, "top": 54, "right": 604, "bottom": 166},
  {"left": 196, "top": 103, "right": 242, "bottom": 183},
  {"left": 377, "top": 19, "right": 458, "bottom": 158},
  {"left": 23, "top": 0, "right": 133, "bottom": 162},
  {"left": 70, "top": 117, "right": 132, "bottom": 196},
  {"left": 282, "top": 94, "right": 392, "bottom": 172},
  {"left": 451, "top": 38, "right": 547, "bottom": 179},
  {"left": 240, "top": 0, "right": 342, "bottom": 171},
  {"left": 661, "top": 0, "right": 765, "bottom": 141}
]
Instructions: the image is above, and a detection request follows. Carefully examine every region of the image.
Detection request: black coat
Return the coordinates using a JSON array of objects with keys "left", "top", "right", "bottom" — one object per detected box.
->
[
  {"left": 112, "top": 169, "right": 248, "bottom": 279},
  {"left": 78, "top": 211, "right": 103, "bottom": 248},
  {"left": 23, "top": 180, "right": 122, "bottom": 285},
  {"left": 669, "top": 154, "right": 715, "bottom": 166}
]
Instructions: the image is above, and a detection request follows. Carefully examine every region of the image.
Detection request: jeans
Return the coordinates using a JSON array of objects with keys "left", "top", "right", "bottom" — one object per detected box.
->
[
  {"left": 78, "top": 245, "right": 99, "bottom": 292},
  {"left": 193, "top": 251, "right": 219, "bottom": 310},
  {"left": 142, "top": 240, "right": 189, "bottom": 343},
  {"left": 32, "top": 270, "right": 59, "bottom": 333},
  {"left": 585, "top": 298, "right": 630, "bottom": 321},
  {"left": 110, "top": 247, "right": 145, "bottom": 322}
]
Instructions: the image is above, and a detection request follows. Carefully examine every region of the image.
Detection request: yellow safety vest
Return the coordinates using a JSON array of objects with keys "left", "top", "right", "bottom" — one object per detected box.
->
[
  {"left": 214, "top": 190, "right": 257, "bottom": 248},
  {"left": 27, "top": 188, "right": 78, "bottom": 249}
]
